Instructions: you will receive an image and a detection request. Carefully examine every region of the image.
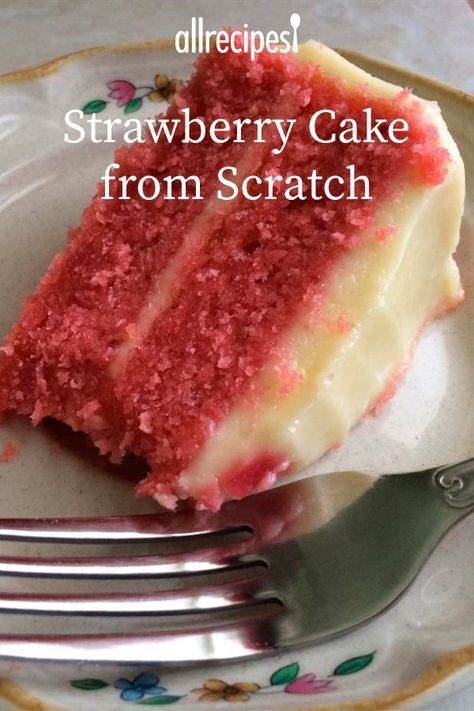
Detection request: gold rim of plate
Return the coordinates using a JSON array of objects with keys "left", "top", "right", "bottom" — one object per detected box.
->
[{"left": 0, "top": 38, "right": 472, "bottom": 711}]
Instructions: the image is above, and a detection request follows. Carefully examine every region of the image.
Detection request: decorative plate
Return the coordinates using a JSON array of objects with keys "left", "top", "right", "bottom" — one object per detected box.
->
[{"left": 0, "top": 41, "right": 472, "bottom": 710}]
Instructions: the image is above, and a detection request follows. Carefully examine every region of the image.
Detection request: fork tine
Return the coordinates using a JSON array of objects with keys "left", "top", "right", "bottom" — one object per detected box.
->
[
  {"left": 0, "top": 552, "right": 264, "bottom": 578},
  {"left": 0, "top": 513, "right": 250, "bottom": 543},
  {"left": 0, "top": 584, "right": 276, "bottom": 616},
  {"left": 0, "top": 623, "right": 278, "bottom": 663}
]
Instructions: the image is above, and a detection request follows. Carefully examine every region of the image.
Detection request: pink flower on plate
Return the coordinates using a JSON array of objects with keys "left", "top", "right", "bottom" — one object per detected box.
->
[
  {"left": 285, "top": 674, "right": 334, "bottom": 694},
  {"left": 107, "top": 80, "right": 136, "bottom": 107}
]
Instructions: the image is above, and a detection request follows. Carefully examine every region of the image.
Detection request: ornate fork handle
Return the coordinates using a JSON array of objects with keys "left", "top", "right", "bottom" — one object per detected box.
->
[{"left": 433, "top": 458, "right": 474, "bottom": 509}]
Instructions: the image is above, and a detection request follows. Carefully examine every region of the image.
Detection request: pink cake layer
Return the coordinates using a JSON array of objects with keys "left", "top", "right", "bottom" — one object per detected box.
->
[
  {"left": 0, "top": 39, "right": 450, "bottom": 509},
  {"left": 0, "top": 43, "right": 304, "bottom": 455}
]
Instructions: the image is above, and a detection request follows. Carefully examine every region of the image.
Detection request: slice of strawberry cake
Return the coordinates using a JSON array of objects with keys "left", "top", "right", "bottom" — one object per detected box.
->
[{"left": 0, "top": 39, "right": 464, "bottom": 511}]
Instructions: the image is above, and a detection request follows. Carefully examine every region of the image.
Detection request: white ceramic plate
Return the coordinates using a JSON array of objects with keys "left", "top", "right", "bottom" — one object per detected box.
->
[{"left": 0, "top": 42, "right": 472, "bottom": 710}]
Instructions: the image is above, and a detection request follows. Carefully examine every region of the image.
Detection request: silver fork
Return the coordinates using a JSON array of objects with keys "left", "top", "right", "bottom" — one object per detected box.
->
[{"left": 0, "top": 460, "right": 472, "bottom": 665}]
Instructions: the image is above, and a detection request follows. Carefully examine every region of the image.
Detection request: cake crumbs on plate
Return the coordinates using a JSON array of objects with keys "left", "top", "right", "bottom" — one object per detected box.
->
[{"left": 0, "top": 440, "right": 18, "bottom": 463}]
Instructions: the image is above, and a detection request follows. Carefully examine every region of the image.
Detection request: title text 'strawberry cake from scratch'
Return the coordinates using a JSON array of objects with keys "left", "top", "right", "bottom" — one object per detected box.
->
[{"left": 0, "top": 40, "right": 465, "bottom": 511}]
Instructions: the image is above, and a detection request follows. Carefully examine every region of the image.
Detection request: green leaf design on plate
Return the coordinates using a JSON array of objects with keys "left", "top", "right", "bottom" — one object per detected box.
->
[
  {"left": 124, "top": 97, "right": 143, "bottom": 113},
  {"left": 270, "top": 662, "right": 300, "bottom": 686},
  {"left": 333, "top": 652, "right": 375, "bottom": 676},
  {"left": 70, "top": 678, "right": 109, "bottom": 690},
  {"left": 138, "top": 697, "right": 182, "bottom": 705},
  {"left": 82, "top": 99, "right": 107, "bottom": 114}
]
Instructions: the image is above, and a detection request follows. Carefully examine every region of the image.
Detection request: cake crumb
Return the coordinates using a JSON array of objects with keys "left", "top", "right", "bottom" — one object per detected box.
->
[
  {"left": 0, "top": 441, "right": 18, "bottom": 463},
  {"left": 376, "top": 225, "right": 397, "bottom": 244},
  {"left": 335, "top": 314, "right": 354, "bottom": 334}
]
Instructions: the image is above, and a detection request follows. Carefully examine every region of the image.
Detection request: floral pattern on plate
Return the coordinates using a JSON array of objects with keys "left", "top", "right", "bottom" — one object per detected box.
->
[
  {"left": 70, "top": 653, "right": 375, "bottom": 704},
  {"left": 82, "top": 73, "right": 181, "bottom": 115}
]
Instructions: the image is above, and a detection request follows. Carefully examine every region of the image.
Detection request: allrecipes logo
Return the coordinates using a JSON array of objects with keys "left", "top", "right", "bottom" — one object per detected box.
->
[{"left": 175, "top": 14, "right": 301, "bottom": 60}]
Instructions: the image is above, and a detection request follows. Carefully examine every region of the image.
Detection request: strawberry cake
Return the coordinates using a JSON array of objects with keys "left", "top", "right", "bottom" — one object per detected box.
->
[{"left": 0, "top": 39, "right": 464, "bottom": 511}]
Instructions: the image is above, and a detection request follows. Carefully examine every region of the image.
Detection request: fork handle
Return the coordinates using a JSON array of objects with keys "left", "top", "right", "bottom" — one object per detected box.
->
[{"left": 432, "top": 458, "right": 474, "bottom": 509}]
